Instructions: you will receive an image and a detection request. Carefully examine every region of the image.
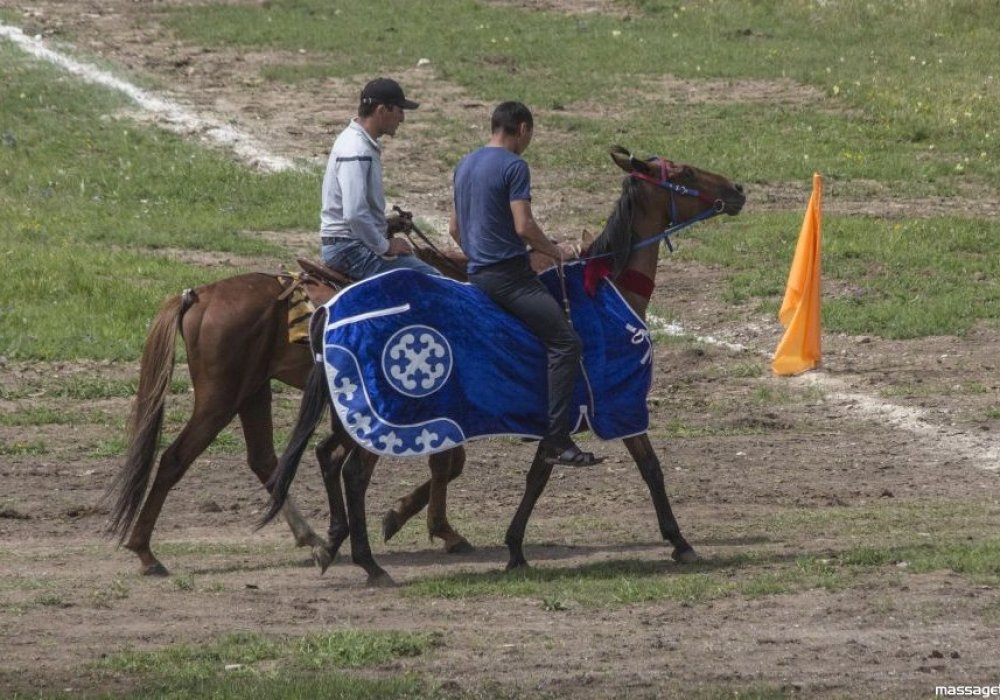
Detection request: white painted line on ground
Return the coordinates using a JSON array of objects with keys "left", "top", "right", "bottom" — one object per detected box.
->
[
  {"left": 0, "top": 22, "right": 300, "bottom": 173},
  {"left": 647, "top": 314, "right": 999, "bottom": 470}
]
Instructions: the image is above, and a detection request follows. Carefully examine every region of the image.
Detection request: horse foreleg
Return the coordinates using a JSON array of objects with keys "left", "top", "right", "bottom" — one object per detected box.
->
[
  {"left": 427, "top": 449, "right": 473, "bottom": 553},
  {"left": 238, "top": 387, "right": 327, "bottom": 560},
  {"left": 313, "top": 430, "right": 350, "bottom": 573},
  {"left": 343, "top": 448, "right": 394, "bottom": 587},
  {"left": 623, "top": 434, "right": 699, "bottom": 563},
  {"left": 125, "top": 406, "right": 234, "bottom": 576},
  {"left": 504, "top": 445, "right": 554, "bottom": 571}
]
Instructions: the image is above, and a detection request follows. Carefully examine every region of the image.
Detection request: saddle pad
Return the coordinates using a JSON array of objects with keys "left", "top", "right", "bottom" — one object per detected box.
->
[
  {"left": 282, "top": 275, "right": 315, "bottom": 345},
  {"left": 319, "top": 262, "right": 653, "bottom": 457}
]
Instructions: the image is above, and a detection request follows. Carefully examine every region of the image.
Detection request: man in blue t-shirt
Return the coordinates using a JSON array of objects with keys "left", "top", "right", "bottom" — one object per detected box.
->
[{"left": 449, "top": 102, "right": 602, "bottom": 467}]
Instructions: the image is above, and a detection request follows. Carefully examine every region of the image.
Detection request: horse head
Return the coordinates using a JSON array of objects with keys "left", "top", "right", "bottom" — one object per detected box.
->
[
  {"left": 588, "top": 147, "right": 745, "bottom": 284},
  {"left": 609, "top": 145, "right": 745, "bottom": 224},
  {"left": 578, "top": 147, "right": 745, "bottom": 315}
]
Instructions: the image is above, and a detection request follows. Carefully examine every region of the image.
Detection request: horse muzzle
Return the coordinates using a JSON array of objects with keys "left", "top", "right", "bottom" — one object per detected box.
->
[{"left": 720, "top": 183, "right": 746, "bottom": 215}]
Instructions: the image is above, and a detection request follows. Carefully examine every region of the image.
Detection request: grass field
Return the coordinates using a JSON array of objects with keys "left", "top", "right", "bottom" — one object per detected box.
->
[
  {"left": 2, "top": 1, "right": 999, "bottom": 697},
  {"left": 2, "top": 1, "right": 998, "bottom": 359}
]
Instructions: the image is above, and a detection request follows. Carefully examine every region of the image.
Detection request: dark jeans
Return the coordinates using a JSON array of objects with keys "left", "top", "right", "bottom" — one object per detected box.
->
[{"left": 470, "top": 256, "right": 582, "bottom": 447}]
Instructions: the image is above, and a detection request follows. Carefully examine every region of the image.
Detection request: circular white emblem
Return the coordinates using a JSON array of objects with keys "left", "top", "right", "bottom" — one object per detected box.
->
[{"left": 381, "top": 325, "right": 452, "bottom": 398}]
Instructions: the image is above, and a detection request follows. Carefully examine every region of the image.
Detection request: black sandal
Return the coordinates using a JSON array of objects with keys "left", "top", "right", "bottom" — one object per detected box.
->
[{"left": 543, "top": 444, "right": 605, "bottom": 467}]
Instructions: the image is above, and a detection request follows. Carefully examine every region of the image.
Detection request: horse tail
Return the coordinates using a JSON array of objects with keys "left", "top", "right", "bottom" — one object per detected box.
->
[
  {"left": 105, "top": 290, "right": 195, "bottom": 543},
  {"left": 258, "top": 308, "right": 330, "bottom": 528}
]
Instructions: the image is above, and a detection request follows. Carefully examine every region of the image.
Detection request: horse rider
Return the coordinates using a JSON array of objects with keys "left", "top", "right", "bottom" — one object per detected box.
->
[
  {"left": 449, "top": 101, "right": 603, "bottom": 467},
  {"left": 320, "top": 77, "right": 440, "bottom": 279}
]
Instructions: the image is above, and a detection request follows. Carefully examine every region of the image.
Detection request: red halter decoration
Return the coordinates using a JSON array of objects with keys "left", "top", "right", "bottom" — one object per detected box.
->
[{"left": 583, "top": 258, "right": 655, "bottom": 300}]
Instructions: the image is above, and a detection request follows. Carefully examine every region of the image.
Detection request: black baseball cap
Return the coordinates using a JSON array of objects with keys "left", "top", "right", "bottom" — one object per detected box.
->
[{"left": 360, "top": 78, "right": 419, "bottom": 110}]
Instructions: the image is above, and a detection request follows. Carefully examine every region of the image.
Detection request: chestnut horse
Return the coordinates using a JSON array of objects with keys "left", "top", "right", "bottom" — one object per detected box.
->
[
  {"left": 104, "top": 248, "right": 475, "bottom": 577},
  {"left": 263, "top": 146, "right": 746, "bottom": 585}
]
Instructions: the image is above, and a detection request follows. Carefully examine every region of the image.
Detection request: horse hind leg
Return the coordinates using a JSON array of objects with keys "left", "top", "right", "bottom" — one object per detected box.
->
[
  {"left": 426, "top": 448, "right": 473, "bottom": 553},
  {"left": 238, "top": 385, "right": 327, "bottom": 561},
  {"left": 125, "top": 404, "right": 235, "bottom": 576},
  {"left": 623, "top": 434, "right": 699, "bottom": 563},
  {"left": 381, "top": 447, "right": 473, "bottom": 554},
  {"left": 343, "top": 448, "right": 394, "bottom": 587},
  {"left": 313, "top": 430, "right": 351, "bottom": 573}
]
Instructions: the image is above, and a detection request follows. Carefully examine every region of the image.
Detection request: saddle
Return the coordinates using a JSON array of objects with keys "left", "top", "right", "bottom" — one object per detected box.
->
[{"left": 277, "top": 258, "right": 355, "bottom": 345}]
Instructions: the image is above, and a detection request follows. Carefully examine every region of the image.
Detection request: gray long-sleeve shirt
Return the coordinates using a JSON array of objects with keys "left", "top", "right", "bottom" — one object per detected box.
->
[{"left": 320, "top": 119, "right": 389, "bottom": 255}]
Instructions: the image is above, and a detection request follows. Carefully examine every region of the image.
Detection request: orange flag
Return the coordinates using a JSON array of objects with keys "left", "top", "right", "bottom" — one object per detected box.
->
[{"left": 772, "top": 173, "right": 823, "bottom": 376}]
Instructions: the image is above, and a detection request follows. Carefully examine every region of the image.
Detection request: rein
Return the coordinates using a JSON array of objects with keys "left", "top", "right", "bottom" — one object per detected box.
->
[{"left": 392, "top": 205, "right": 468, "bottom": 278}]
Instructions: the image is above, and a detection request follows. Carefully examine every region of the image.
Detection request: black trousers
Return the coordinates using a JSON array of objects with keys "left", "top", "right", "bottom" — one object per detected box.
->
[{"left": 470, "top": 256, "right": 582, "bottom": 446}]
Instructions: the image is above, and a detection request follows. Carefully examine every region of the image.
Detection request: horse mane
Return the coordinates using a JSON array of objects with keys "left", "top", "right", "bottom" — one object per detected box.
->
[{"left": 586, "top": 176, "right": 640, "bottom": 276}]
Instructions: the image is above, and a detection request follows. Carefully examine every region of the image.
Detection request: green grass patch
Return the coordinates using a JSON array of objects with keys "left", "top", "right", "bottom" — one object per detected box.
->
[
  {"left": 758, "top": 499, "right": 998, "bottom": 542},
  {"left": 0, "top": 439, "right": 48, "bottom": 456},
  {"left": 157, "top": 0, "right": 998, "bottom": 186},
  {"left": 0, "top": 376, "right": 187, "bottom": 401},
  {"left": 407, "top": 539, "right": 998, "bottom": 607},
  {"left": 106, "top": 673, "right": 435, "bottom": 700},
  {"left": 0, "top": 406, "right": 112, "bottom": 426},
  {"left": 0, "top": 45, "right": 314, "bottom": 252},
  {"left": 652, "top": 417, "right": 775, "bottom": 440},
  {"left": 681, "top": 213, "right": 1000, "bottom": 338},
  {"left": 90, "top": 423, "right": 249, "bottom": 459},
  {"left": 94, "top": 630, "right": 441, "bottom": 699},
  {"left": 405, "top": 552, "right": 864, "bottom": 607},
  {"left": 840, "top": 540, "right": 1000, "bottom": 583},
  {"left": 407, "top": 499, "right": 1000, "bottom": 607},
  {"left": 0, "top": 46, "right": 314, "bottom": 360}
]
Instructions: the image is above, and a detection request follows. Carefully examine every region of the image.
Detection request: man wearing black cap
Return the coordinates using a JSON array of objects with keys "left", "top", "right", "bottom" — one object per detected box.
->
[{"left": 320, "top": 78, "right": 439, "bottom": 279}]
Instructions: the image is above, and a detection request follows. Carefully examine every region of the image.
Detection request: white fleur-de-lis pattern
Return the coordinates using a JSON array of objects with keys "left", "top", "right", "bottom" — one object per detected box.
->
[{"left": 324, "top": 344, "right": 463, "bottom": 457}]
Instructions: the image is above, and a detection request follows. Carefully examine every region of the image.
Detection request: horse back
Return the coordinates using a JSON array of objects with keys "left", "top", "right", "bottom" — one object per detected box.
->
[{"left": 181, "top": 272, "right": 311, "bottom": 391}]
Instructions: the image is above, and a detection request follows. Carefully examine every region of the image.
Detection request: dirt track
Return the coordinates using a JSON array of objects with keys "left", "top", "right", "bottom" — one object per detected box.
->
[{"left": 2, "top": 2, "right": 999, "bottom": 698}]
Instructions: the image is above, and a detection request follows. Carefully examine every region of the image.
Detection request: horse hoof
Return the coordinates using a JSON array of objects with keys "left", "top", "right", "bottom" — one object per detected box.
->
[
  {"left": 505, "top": 559, "right": 530, "bottom": 572},
  {"left": 312, "top": 546, "right": 335, "bottom": 575},
  {"left": 140, "top": 562, "right": 170, "bottom": 577},
  {"left": 367, "top": 572, "right": 397, "bottom": 588},
  {"left": 445, "top": 539, "right": 475, "bottom": 555},
  {"left": 381, "top": 511, "right": 402, "bottom": 543},
  {"left": 672, "top": 547, "right": 701, "bottom": 564}
]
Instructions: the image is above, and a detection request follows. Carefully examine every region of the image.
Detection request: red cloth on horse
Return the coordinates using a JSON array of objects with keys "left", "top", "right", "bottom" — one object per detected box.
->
[{"left": 583, "top": 258, "right": 654, "bottom": 300}]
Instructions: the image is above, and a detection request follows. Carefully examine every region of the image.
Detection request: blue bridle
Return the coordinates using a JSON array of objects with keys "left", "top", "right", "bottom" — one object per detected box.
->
[{"left": 627, "top": 158, "right": 726, "bottom": 253}]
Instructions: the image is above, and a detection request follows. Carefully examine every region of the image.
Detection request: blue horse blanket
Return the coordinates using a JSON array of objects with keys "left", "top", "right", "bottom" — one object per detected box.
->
[{"left": 318, "top": 262, "right": 653, "bottom": 457}]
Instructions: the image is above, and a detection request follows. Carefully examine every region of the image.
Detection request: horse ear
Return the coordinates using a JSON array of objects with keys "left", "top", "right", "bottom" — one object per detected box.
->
[
  {"left": 581, "top": 229, "right": 594, "bottom": 248},
  {"left": 609, "top": 145, "right": 632, "bottom": 173},
  {"left": 610, "top": 145, "right": 652, "bottom": 176}
]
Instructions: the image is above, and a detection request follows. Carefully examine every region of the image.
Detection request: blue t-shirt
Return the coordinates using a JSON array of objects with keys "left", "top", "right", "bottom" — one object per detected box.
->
[{"left": 453, "top": 146, "right": 532, "bottom": 273}]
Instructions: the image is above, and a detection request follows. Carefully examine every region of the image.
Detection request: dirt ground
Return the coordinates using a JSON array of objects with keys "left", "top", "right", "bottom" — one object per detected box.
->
[{"left": 2, "top": 2, "right": 999, "bottom": 698}]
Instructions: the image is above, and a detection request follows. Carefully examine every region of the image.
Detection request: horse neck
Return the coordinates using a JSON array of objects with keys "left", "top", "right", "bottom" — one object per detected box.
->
[{"left": 619, "top": 210, "right": 667, "bottom": 320}]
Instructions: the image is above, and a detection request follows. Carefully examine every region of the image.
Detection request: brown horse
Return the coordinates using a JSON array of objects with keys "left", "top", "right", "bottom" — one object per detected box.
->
[
  {"left": 104, "top": 249, "right": 476, "bottom": 577},
  {"left": 263, "top": 146, "right": 746, "bottom": 585}
]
